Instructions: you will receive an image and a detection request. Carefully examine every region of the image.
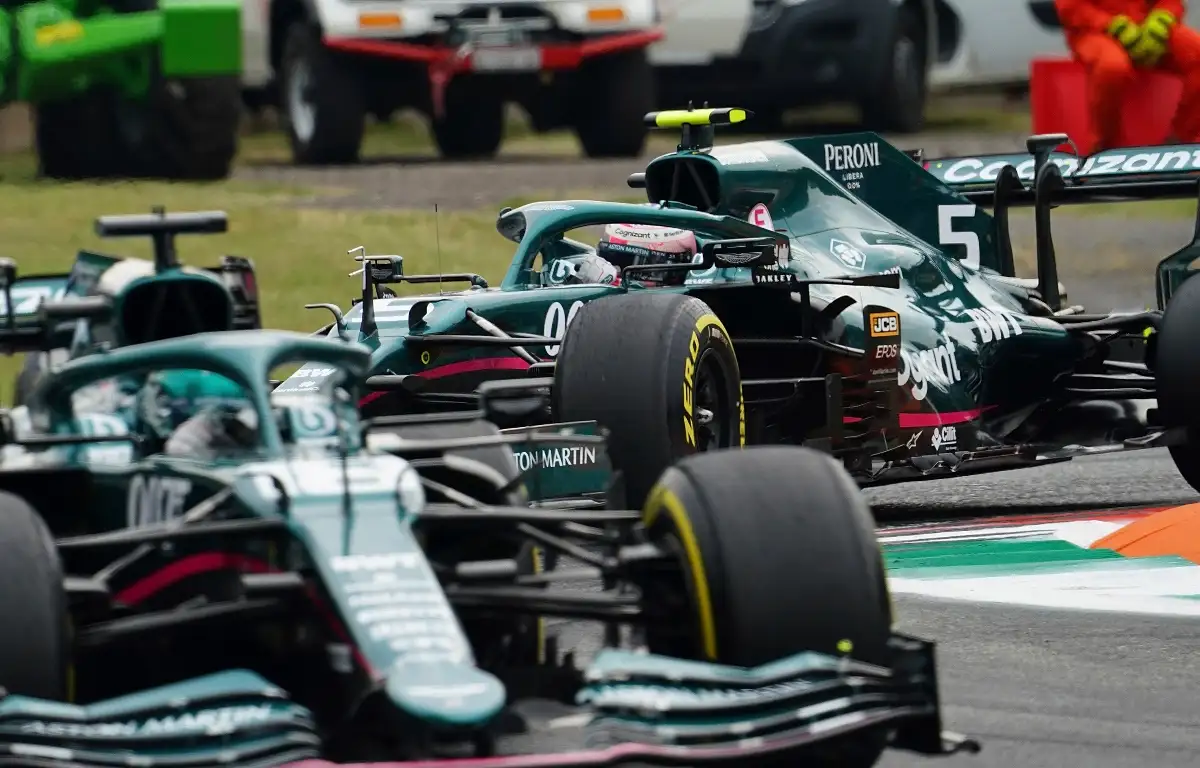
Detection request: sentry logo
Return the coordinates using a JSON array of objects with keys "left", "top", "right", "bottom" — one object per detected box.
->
[{"left": 870, "top": 312, "right": 899, "bottom": 337}]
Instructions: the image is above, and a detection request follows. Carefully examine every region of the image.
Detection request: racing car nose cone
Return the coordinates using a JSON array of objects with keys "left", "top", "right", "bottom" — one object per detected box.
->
[{"left": 386, "top": 659, "right": 506, "bottom": 727}]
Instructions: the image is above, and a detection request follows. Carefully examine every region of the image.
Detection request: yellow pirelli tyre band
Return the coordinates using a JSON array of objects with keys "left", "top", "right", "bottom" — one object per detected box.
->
[
  {"left": 684, "top": 313, "right": 746, "bottom": 450},
  {"left": 643, "top": 483, "right": 719, "bottom": 660}
]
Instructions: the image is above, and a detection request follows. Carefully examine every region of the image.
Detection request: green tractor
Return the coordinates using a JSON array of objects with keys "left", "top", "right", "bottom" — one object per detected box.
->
[{"left": 0, "top": 0, "right": 243, "bottom": 179}]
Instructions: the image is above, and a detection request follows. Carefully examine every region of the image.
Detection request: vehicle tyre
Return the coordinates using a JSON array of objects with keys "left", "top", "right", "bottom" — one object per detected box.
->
[
  {"left": 381, "top": 418, "right": 544, "bottom": 666},
  {"left": 859, "top": 4, "right": 927, "bottom": 134},
  {"left": 573, "top": 49, "right": 652, "bottom": 158},
  {"left": 0, "top": 492, "right": 69, "bottom": 699},
  {"left": 640, "top": 447, "right": 891, "bottom": 766},
  {"left": 431, "top": 79, "right": 504, "bottom": 159},
  {"left": 281, "top": 23, "right": 366, "bottom": 165},
  {"left": 35, "top": 73, "right": 239, "bottom": 181},
  {"left": 553, "top": 293, "right": 744, "bottom": 510},
  {"left": 1155, "top": 273, "right": 1200, "bottom": 491}
]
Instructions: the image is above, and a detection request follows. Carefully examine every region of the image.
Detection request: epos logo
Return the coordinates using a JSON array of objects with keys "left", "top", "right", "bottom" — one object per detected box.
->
[{"left": 870, "top": 312, "right": 899, "bottom": 337}]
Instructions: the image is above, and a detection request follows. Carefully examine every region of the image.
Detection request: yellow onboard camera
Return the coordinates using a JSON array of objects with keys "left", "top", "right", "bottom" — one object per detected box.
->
[{"left": 643, "top": 105, "right": 755, "bottom": 152}]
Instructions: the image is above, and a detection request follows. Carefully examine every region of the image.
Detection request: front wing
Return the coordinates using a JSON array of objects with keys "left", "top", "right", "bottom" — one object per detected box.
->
[{"left": 0, "top": 636, "right": 977, "bottom": 767}]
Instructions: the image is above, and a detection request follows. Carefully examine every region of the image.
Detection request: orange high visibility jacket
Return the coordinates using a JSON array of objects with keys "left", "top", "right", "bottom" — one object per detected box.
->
[{"left": 1055, "top": 0, "right": 1185, "bottom": 34}]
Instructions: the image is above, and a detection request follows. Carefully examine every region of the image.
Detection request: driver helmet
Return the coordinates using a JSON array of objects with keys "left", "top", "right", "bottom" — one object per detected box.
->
[
  {"left": 138, "top": 369, "right": 252, "bottom": 443},
  {"left": 598, "top": 224, "right": 698, "bottom": 285}
]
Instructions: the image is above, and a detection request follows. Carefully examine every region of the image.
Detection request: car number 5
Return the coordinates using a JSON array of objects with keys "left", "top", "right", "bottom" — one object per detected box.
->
[{"left": 938, "top": 204, "right": 981, "bottom": 270}]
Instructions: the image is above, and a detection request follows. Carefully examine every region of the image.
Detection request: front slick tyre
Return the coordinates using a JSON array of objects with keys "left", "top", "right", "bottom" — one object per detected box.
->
[
  {"left": 553, "top": 293, "right": 743, "bottom": 509},
  {"left": 36, "top": 74, "right": 239, "bottom": 180},
  {"left": 641, "top": 447, "right": 891, "bottom": 768}
]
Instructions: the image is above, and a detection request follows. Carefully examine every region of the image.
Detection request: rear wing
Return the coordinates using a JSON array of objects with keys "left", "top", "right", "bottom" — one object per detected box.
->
[
  {"left": 0, "top": 209, "right": 261, "bottom": 353},
  {"left": 923, "top": 134, "right": 1200, "bottom": 309}
]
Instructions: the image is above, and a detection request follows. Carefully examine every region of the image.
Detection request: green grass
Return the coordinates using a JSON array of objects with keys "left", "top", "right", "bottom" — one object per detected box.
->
[{"left": 0, "top": 178, "right": 519, "bottom": 401}]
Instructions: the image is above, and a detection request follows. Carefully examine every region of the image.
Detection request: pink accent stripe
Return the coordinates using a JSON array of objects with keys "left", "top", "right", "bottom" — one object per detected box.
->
[
  {"left": 359, "top": 390, "right": 388, "bottom": 408},
  {"left": 898, "top": 408, "right": 987, "bottom": 428},
  {"left": 114, "top": 551, "right": 377, "bottom": 676},
  {"left": 114, "top": 553, "right": 274, "bottom": 605},
  {"left": 416, "top": 357, "right": 531, "bottom": 381},
  {"left": 843, "top": 407, "right": 987, "bottom": 427},
  {"left": 280, "top": 706, "right": 911, "bottom": 767}
]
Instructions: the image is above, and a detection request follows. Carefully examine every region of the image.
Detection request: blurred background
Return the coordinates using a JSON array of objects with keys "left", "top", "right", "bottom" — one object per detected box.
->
[{"left": 0, "top": 0, "right": 1194, "bottom": 401}]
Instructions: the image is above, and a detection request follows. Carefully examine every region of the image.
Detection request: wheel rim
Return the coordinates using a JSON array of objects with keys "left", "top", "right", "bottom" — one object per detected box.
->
[
  {"left": 691, "top": 350, "right": 731, "bottom": 453},
  {"left": 288, "top": 59, "right": 316, "bottom": 143}
]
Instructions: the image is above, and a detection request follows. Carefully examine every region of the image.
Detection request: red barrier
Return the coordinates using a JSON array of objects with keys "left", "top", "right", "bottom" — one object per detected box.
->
[{"left": 1030, "top": 56, "right": 1182, "bottom": 152}]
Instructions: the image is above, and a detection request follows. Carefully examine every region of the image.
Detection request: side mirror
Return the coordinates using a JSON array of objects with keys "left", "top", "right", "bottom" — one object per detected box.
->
[
  {"left": 702, "top": 237, "right": 779, "bottom": 268},
  {"left": 370, "top": 255, "right": 404, "bottom": 284}
]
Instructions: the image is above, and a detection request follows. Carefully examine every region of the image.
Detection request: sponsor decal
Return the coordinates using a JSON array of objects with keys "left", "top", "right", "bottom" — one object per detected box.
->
[
  {"left": 0, "top": 283, "right": 67, "bottom": 316},
  {"left": 906, "top": 431, "right": 922, "bottom": 450},
  {"left": 966, "top": 307, "right": 1023, "bottom": 342},
  {"left": 936, "top": 148, "right": 1200, "bottom": 186},
  {"left": 20, "top": 705, "right": 274, "bottom": 738},
  {"left": 748, "top": 203, "right": 774, "bottom": 231},
  {"left": 332, "top": 551, "right": 467, "bottom": 661},
  {"left": 682, "top": 324, "right": 701, "bottom": 447},
  {"left": 897, "top": 341, "right": 962, "bottom": 402},
  {"left": 869, "top": 311, "right": 900, "bottom": 338},
  {"left": 930, "top": 425, "right": 957, "bottom": 452},
  {"left": 880, "top": 266, "right": 901, "bottom": 276},
  {"left": 709, "top": 147, "right": 769, "bottom": 166},
  {"left": 830, "top": 238, "right": 866, "bottom": 270},
  {"left": 543, "top": 300, "right": 584, "bottom": 357},
  {"left": 824, "top": 142, "right": 880, "bottom": 190},
  {"left": 875, "top": 343, "right": 899, "bottom": 360},
  {"left": 513, "top": 445, "right": 598, "bottom": 471},
  {"left": 751, "top": 270, "right": 795, "bottom": 286},
  {"left": 289, "top": 367, "right": 336, "bottom": 379},
  {"left": 523, "top": 203, "right": 574, "bottom": 212},
  {"left": 332, "top": 553, "right": 421, "bottom": 572},
  {"left": 126, "top": 475, "right": 192, "bottom": 527},
  {"left": 586, "top": 678, "right": 815, "bottom": 711},
  {"left": 825, "top": 141, "right": 881, "bottom": 172},
  {"left": 546, "top": 259, "right": 575, "bottom": 285},
  {"left": 327, "top": 643, "right": 354, "bottom": 674},
  {"left": 685, "top": 251, "right": 718, "bottom": 285}
]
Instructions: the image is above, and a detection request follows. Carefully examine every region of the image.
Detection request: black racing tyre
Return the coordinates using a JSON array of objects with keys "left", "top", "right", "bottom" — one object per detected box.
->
[
  {"left": 0, "top": 492, "right": 69, "bottom": 699},
  {"left": 640, "top": 447, "right": 891, "bottom": 767},
  {"left": 281, "top": 23, "right": 366, "bottom": 165},
  {"left": 1156, "top": 274, "right": 1200, "bottom": 491},
  {"left": 35, "top": 73, "right": 239, "bottom": 180},
  {"left": 553, "top": 292, "right": 743, "bottom": 510},
  {"left": 431, "top": 79, "right": 504, "bottom": 159},
  {"left": 573, "top": 49, "right": 652, "bottom": 158},
  {"left": 381, "top": 418, "right": 544, "bottom": 666},
  {"left": 859, "top": 3, "right": 927, "bottom": 134}
]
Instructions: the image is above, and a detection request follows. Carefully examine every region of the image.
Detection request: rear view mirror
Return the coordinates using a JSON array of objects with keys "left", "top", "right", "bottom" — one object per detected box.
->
[{"left": 702, "top": 237, "right": 779, "bottom": 268}]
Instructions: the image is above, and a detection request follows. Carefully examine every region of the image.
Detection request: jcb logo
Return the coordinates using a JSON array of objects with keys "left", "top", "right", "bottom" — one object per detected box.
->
[{"left": 870, "top": 312, "right": 899, "bottom": 337}]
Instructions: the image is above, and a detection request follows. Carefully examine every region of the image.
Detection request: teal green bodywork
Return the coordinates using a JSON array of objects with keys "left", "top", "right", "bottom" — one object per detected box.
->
[
  {"left": 283, "top": 132, "right": 1100, "bottom": 466},
  {"left": 6, "top": 331, "right": 508, "bottom": 730},
  {"left": 0, "top": 0, "right": 240, "bottom": 105}
]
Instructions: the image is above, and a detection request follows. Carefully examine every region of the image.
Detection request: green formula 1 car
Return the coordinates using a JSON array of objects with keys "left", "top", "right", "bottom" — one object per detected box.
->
[
  {"left": 0, "top": 289, "right": 975, "bottom": 766},
  {"left": 273, "top": 107, "right": 1200, "bottom": 510}
]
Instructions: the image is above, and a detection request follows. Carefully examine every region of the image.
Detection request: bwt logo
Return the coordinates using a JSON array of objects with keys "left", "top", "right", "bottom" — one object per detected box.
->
[{"left": 870, "top": 312, "right": 899, "bottom": 337}]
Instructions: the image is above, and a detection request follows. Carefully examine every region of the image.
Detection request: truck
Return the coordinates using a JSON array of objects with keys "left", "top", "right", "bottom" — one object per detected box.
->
[
  {"left": 1, "top": 0, "right": 243, "bottom": 180},
  {"left": 239, "top": 0, "right": 735, "bottom": 163}
]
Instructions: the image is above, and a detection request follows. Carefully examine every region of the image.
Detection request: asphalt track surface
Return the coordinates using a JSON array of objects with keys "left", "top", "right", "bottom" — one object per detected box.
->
[
  {"left": 872, "top": 451, "right": 1200, "bottom": 768},
  {"left": 545, "top": 451, "right": 1200, "bottom": 768}
]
